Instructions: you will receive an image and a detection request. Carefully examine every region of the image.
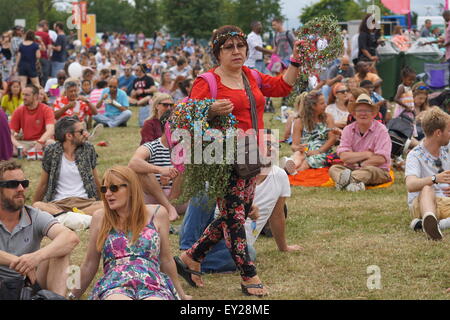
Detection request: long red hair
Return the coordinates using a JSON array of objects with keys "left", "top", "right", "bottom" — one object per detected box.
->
[{"left": 96, "top": 166, "right": 148, "bottom": 251}]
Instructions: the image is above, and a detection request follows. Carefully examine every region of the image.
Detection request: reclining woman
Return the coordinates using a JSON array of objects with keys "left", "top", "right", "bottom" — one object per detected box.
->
[
  {"left": 281, "top": 90, "right": 339, "bottom": 175},
  {"left": 67, "top": 166, "right": 190, "bottom": 300}
]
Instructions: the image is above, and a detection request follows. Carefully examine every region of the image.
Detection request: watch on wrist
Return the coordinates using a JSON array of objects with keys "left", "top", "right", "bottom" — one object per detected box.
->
[{"left": 432, "top": 175, "right": 438, "bottom": 184}]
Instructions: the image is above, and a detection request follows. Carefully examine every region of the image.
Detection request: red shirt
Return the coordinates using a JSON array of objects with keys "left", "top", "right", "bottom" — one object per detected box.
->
[
  {"left": 190, "top": 66, "right": 292, "bottom": 131},
  {"left": 9, "top": 103, "right": 55, "bottom": 141},
  {"left": 35, "top": 31, "right": 52, "bottom": 60},
  {"left": 53, "top": 96, "right": 91, "bottom": 122}
]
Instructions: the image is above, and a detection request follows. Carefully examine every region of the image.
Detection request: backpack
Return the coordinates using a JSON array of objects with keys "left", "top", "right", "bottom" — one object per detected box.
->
[
  {"left": 197, "top": 69, "right": 263, "bottom": 98},
  {"left": 387, "top": 111, "right": 415, "bottom": 158}
]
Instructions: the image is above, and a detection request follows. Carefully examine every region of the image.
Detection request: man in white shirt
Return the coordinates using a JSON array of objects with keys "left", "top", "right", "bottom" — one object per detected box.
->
[
  {"left": 97, "top": 55, "right": 111, "bottom": 72},
  {"left": 32, "top": 116, "right": 103, "bottom": 218},
  {"left": 405, "top": 107, "right": 450, "bottom": 240},
  {"left": 245, "top": 21, "right": 272, "bottom": 73},
  {"left": 169, "top": 58, "right": 191, "bottom": 80},
  {"left": 178, "top": 130, "right": 302, "bottom": 274}
]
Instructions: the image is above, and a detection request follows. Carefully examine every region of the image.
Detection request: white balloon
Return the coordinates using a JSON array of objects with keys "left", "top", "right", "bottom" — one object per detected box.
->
[{"left": 68, "top": 62, "right": 83, "bottom": 79}]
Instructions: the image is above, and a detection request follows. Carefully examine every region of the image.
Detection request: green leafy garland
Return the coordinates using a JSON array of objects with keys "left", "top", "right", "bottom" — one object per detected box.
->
[
  {"left": 169, "top": 99, "right": 238, "bottom": 205},
  {"left": 287, "top": 15, "right": 344, "bottom": 107}
]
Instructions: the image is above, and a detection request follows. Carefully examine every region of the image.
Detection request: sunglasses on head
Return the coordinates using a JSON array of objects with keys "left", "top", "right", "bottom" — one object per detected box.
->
[
  {"left": 435, "top": 159, "right": 444, "bottom": 173},
  {"left": 0, "top": 180, "right": 30, "bottom": 189},
  {"left": 100, "top": 184, "right": 128, "bottom": 193}
]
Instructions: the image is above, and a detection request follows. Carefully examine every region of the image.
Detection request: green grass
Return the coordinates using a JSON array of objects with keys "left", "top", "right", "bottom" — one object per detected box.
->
[{"left": 24, "top": 106, "right": 450, "bottom": 300}]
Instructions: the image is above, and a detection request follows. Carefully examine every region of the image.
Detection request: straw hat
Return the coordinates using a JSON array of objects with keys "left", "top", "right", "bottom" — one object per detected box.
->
[{"left": 348, "top": 93, "right": 379, "bottom": 114}]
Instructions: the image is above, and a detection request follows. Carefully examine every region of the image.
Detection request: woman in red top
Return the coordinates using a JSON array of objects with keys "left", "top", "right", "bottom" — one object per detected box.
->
[
  {"left": 176, "top": 25, "right": 301, "bottom": 297},
  {"left": 140, "top": 93, "right": 174, "bottom": 145}
]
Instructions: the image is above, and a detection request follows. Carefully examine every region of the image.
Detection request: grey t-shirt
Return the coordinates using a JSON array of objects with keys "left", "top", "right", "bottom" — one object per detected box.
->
[
  {"left": 273, "top": 31, "right": 295, "bottom": 60},
  {"left": 0, "top": 206, "right": 58, "bottom": 279},
  {"left": 405, "top": 143, "right": 450, "bottom": 207}
]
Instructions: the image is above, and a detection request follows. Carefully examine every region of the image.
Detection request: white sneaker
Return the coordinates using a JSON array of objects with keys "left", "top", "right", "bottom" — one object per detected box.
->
[
  {"left": 280, "top": 156, "right": 297, "bottom": 175},
  {"left": 410, "top": 218, "right": 423, "bottom": 232},
  {"left": 336, "top": 168, "right": 352, "bottom": 190},
  {"left": 89, "top": 123, "right": 104, "bottom": 142},
  {"left": 422, "top": 212, "right": 443, "bottom": 241},
  {"left": 345, "top": 181, "right": 365, "bottom": 192}
]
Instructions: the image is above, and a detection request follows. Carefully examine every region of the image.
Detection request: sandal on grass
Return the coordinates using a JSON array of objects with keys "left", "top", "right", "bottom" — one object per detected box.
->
[
  {"left": 241, "top": 283, "right": 268, "bottom": 297},
  {"left": 174, "top": 256, "right": 203, "bottom": 288}
]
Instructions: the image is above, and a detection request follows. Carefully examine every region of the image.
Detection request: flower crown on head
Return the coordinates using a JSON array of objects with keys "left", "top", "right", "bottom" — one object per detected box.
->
[{"left": 212, "top": 31, "right": 246, "bottom": 45}]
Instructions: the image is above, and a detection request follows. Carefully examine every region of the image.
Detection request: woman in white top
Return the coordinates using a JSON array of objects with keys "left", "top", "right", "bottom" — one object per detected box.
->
[{"left": 325, "top": 83, "right": 350, "bottom": 129}]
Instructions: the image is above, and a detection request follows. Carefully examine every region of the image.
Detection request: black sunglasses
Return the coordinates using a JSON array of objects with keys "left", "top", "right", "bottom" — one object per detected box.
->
[
  {"left": 435, "top": 159, "right": 444, "bottom": 173},
  {"left": 72, "top": 128, "right": 86, "bottom": 135},
  {"left": 0, "top": 180, "right": 30, "bottom": 189},
  {"left": 160, "top": 103, "right": 174, "bottom": 107},
  {"left": 100, "top": 184, "right": 128, "bottom": 193}
]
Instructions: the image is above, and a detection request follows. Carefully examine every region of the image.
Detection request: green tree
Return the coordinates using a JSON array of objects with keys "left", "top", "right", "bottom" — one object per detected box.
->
[
  {"left": 127, "top": 0, "right": 162, "bottom": 35},
  {"left": 228, "top": 0, "right": 282, "bottom": 33},
  {"left": 299, "top": 0, "right": 363, "bottom": 24},
  {"left": 86, "top": 0, "right": 134, "bottom": 32},
  {"left": 162, "top": 0, "right": 225, "bottom": 39}
]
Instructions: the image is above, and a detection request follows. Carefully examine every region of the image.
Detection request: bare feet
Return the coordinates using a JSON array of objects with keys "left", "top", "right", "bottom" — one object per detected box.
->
[
  {"left": 180, "top": 252, "right": 204, "bottom": 287},
  {"left": 241, "top": 275, "right": 268, "bottom": 296}
]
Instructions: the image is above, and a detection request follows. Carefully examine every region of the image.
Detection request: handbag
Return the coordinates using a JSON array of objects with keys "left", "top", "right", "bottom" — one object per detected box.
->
[
  {"left": 0, "top": 276, "right": 66, "bottom": 300},
  {"left": 233, "top": 74, "right": 262, "bottom": 179}
]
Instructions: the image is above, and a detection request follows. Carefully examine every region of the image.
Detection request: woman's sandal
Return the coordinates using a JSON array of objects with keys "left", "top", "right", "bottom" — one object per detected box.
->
[
  {"left": 174, "top": 256, "right": 203, "bottom": 288},
  {"left": 241, "top": 283, "right": 268, "bottom": 297}
]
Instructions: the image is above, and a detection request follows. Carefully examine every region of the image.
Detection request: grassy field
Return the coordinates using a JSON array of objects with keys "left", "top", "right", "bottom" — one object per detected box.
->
[{"left": 23, "top": 106, "right": 450, "bottom": 300}]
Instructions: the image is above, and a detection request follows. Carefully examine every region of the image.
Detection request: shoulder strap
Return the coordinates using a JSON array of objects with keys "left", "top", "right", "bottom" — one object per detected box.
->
[
  {"left": 150, "top": 205, "right": 161, "bottom": 224},
  {"left": 250, "top": 69, "right": 262, "bottom": 89},
  {"left": 197, "top": 72, "right": 218, "bottom": 99},
  {"left": 242, "top": 74, "right": 258, "bottom": 132},
  {"left": 286, "top": 31, "right": 294, "bottom": 49}
]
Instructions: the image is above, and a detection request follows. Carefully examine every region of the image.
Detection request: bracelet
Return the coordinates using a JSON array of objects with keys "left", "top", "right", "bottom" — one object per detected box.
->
[
  {"left": 37, "top": 140, "right": 45, "bottom": 145},
  {"left": 290, "top": 56, "right": 301, "bottom": 64}
]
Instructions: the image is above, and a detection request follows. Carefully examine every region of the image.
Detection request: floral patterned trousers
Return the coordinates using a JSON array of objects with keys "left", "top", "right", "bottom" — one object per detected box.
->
[{"left": 186, "top": 173, "right": 257, "bottom": 280}]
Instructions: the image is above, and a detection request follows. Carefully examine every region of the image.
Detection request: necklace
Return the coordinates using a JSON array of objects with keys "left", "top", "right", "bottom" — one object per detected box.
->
[{"left": 218, "top": 67, "right": 244, "bottom": 90}]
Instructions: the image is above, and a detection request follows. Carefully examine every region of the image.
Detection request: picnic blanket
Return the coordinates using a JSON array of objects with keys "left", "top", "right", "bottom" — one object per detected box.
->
[{"left": 288, "top": 167, "right": 395, "bottom": 189}]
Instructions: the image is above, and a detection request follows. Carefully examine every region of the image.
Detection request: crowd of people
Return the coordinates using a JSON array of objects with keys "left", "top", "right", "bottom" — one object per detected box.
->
[{"left": 1, "top": 12, "right": 450, "bottom": 300}]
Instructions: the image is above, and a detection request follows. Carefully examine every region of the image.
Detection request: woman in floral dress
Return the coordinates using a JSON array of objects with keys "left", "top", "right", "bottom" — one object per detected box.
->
[
  {"left": 281, "top": 90, "right": 339, "bottom": 175},
  {"left": 68, "top": 166, "right": 190, "bottom": 300}
]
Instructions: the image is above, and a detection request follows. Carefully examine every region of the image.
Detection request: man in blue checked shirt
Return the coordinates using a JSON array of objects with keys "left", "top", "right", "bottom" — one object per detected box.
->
[{"left": 93, "top": 77, "right": 132, "bottom": 128}]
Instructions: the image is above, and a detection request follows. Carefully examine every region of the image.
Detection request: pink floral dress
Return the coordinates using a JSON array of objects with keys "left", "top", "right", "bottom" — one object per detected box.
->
[{"left": 90, "top": 216, "right": 180, "bottom": 300}]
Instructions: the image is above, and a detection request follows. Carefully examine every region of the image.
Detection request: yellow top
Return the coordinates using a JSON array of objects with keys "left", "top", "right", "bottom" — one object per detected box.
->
[{"left": 1, "top": 94, "right": 23, "bottom": 115}]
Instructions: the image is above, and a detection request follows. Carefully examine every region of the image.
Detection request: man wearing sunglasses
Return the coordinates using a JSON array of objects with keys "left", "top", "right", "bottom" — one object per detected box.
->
[
  {"left": 93, "top": 77, "right": 132, "bottom": 128},
  {"left": 326, "top": 56, "right": 355, "bottom": 87},
  {"left": 32, "top": 116, "right": 103, "bottom": 220},
  {"left": 0, "top": 160, "right": 79, "bottom": 298},
  {"left": 406, "top": 107, "right": 450, "bottom": 240}
]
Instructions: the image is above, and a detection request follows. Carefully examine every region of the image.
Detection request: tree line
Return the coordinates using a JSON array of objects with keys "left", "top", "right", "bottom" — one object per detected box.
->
[{"left": 1, "top": 0, "right": 283, "bottom": 40}]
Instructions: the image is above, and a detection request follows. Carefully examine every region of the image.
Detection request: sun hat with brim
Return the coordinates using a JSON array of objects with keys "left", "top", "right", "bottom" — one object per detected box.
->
[{"left": 348, "top": 93, "right": 379, "bottom": 114}]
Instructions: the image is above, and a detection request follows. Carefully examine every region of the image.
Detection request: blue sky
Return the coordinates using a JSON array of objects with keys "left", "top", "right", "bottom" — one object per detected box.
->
[{"left": 281, "top": 0, "right": 444, "bottom": 30}]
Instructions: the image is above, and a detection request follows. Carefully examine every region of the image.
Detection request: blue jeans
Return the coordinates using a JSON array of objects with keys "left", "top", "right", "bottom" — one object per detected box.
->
[
  {"left": 93, "top": 110, "right": 132, "bottom": 127},
  {"left": 255, "top": 60, "right": 267, "bottom": 74},
  {"left": 138, "top": 105, "right": 150, "bottom": 127},
  {"left": 179, "top": 196, "right": 256, "bottom": 273},
  {"left": 51, "top": 61, "right": 65, "bottom": 78}
]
